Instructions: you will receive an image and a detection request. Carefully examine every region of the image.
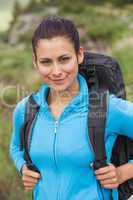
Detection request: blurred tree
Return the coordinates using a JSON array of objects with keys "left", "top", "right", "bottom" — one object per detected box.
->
[
  {"left": 40, "top": 0, "right": 50, "bottom": 3},
  {"left": 78, "top": 0, "right": 133, "bottom": 5},
  {"left": 84, "top": 0, "right": 105, "bottom": 5},
  {"left": 59, "top": 0, "right": 86, "bottom": 13},
  {"left": 12, "top": 0, "right": 22, "bottom": 21},
  {"left": 8, "top": 0, "right": 22, "bottom": 32},
  {"left": 40, "top": 0, "right": 58, "bottom": 6},
  {"left": 24, "top": 0, "right": 38, "bottom": 12},
  {"left": 110, "top": 0, "right": 133, "bottom": 6}
]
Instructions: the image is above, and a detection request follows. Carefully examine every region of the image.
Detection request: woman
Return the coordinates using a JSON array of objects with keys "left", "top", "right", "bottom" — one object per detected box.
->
[{"left": 10, "top": 16, "right": 133, "bottom": 200}]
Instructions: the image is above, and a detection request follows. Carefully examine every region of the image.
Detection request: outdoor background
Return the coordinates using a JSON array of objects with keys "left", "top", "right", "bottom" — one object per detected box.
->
[{"left": 0, "top": 0, "right": 133, "bottom": 199}]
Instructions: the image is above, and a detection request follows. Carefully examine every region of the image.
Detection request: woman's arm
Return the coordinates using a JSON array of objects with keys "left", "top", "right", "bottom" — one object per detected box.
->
[
  {"left": 106, "top": 94, "right": 133, "bottom": 139},
  {"left": 96, "top": 94, "right": 133, "bottom": 188},
  {"left": 9, "top": 96, "right": 41, "bottom": 191},
  {"left": 116, "top": 163, "right": 133, "bottom": 184},
  {"left": 9, "top": 97, "right": 28, "bottom": 173}
]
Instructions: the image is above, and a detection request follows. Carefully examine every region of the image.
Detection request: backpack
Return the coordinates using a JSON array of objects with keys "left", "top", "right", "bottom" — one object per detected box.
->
[{"left": 19, "top": 51, "right": 133, "bottom": 200}]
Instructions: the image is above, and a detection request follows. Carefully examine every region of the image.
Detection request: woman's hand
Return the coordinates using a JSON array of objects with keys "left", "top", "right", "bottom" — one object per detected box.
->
[
  {"left": 95, "top": 162, "right": 133, "bottom": 189},
  {"left": 95, "top": 163, "right": 120, "bottom": 189},
  {"left": 22, "top": 164, "right": 41, "bottom": 191}
]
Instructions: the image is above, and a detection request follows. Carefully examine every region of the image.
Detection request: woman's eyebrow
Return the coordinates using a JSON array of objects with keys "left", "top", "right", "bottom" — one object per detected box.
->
[
  {"left": 39, "top": 57, "right": 52, "bottom": 61},
  {"left": 39, "top": 54, "right": 70, "bottom": 60},
  {"left": 58, "top": 54, "right": 70, "bottom": 59}
]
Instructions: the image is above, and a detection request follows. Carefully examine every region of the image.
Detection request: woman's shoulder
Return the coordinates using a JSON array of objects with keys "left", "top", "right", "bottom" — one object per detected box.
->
[
  {"left": 13, "top": 95, "right": 30, "bottom": 121},
  {"left": 13, "top": 89, "right": 41, "bottom": 115},
  {"left": 15, "top": 95, "right": 30, "bottom": 109},
  {"left": 109, "top": 94, "right": 133, "bottom": 115}
]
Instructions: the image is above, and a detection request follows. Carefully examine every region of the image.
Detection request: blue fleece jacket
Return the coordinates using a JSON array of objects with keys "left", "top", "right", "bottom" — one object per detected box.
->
[{"left": 9, "top": 74, "right": 133, "bottom": 200}]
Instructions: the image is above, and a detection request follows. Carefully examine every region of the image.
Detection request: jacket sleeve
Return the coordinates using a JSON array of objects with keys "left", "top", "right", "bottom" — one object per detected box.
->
[
  {"left": 9, "top": 97, "right": 28, "bottom": 173},
  {"left": 106, "top": 94, "right": 133, "bottom": 139}
]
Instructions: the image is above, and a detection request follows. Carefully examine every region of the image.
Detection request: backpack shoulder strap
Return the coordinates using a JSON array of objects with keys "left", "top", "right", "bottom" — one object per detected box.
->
[
  {"left": 88, "top": 86, "right": 108, "bottom": 170},
  {"left": 20, "top": 93, "right": 40, "bottom": 172},
  {"left": 79, "top": 53, "right": 110, "bottom": 170},
  {"left": 84, "top": 64, "right": 108, "bottom": 170}
]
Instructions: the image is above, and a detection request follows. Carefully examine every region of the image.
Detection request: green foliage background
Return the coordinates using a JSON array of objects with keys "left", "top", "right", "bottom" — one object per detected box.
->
[{"left": 0, "top": 0, "right": 133, "bottom": 199}]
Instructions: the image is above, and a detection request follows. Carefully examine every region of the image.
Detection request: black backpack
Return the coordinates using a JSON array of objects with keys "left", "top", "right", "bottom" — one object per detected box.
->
[{"left": 20, "top": 51, "right": 133, "bottom": 200}]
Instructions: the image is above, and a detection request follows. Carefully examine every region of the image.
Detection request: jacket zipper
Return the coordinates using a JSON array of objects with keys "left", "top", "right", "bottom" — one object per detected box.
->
[
  {"left": 53, "top": 120, "right": 60, "bottom": 200},
  {"left": 53, "top": 120, "right": 58, "bottom": 170}
]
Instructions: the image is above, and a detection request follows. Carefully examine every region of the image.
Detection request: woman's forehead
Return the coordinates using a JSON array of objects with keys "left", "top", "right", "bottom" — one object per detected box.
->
[{"left": 36, "top": 37, "right": 75, "bottom": 58}]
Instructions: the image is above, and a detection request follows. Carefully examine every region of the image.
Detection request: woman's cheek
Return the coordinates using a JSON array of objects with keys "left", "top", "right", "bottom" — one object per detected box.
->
[
  {"left": 38, "top": 66, "right": 51, "bottom": 76},
  {"left": 62, "top": 62, "right": 78, "bottom": 73},
  {"left": 37, "top": 67, "right": 51, "bottom": 83}
]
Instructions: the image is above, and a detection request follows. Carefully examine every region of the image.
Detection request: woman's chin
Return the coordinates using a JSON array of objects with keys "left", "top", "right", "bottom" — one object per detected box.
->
[{"left": 50, "top": 83, "right": 70, "bottom": 92}]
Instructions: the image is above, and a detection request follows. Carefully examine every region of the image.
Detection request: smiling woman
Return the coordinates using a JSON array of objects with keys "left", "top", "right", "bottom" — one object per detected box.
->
[
  {"left": 33, "top": 36, "right": 83, "bottom": 93},
  {"left": 9, "top": 15, "right": 133, "bottom": 200},
  {"left": 32, "top": 36, "right": 83, "bottom": 118}
]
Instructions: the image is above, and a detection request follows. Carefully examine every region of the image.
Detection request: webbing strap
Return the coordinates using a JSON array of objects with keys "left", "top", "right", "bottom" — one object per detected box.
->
[
  {"left": 20, "top": 94, "right": 40, "bottom": 173},
  {"left": 88, "top": 88, "right": 108, "bottom": 170}
]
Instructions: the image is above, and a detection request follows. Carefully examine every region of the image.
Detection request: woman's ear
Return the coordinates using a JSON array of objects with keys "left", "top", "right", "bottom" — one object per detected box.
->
[
  {"left": 33, "top": 53, "right": 37, "bottom": 69},
  {"left": 77, "top": 46, "right": 84, "bottom": 64}
]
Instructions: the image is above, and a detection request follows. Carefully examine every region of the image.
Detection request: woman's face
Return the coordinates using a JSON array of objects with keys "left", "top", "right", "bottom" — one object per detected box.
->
[{"left": 33, "top": 36, "right": 84, "bottom": 92}]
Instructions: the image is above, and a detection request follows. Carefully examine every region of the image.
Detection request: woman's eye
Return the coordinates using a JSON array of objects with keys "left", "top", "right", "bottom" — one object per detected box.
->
[
  {"left": 40, "top": 61, "right": 51, "bottom": 65},
  {"left": 60, "top": 57, "right": 70, "bottom": 62}
]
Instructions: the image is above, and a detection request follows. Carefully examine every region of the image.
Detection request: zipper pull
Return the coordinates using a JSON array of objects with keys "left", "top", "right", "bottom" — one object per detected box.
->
[{"left": 54, "top": 120, "right": 58, "bottom": 134}]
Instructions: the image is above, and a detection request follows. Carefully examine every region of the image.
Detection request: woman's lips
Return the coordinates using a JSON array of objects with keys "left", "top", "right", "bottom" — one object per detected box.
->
[{"left": 51, "top": 77, "right": 66, "bottom": 84}]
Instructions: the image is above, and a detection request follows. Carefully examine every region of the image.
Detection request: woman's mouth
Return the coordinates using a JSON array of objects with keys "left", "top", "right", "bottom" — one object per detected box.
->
[
  {"left": 51, "top": 77, "right": 67, "bottom": 84},
  {"left": 53, "top": 78, "right": 65, "bottom": 84}
]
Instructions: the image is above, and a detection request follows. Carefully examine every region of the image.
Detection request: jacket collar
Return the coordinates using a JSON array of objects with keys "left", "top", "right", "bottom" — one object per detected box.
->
[{"left": 34, "top": 73, "right": 89, "bottom": 113}]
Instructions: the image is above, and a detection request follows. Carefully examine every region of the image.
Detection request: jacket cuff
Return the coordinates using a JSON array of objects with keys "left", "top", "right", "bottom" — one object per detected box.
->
[
  {"left": 128, "top": 160, "right": 133, "bottom": 165},
  {"left": 17, "top": 160, "right": 26, "bottom": 175}
]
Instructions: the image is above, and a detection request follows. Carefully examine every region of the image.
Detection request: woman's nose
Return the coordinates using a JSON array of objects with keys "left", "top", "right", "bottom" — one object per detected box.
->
[{"left": 52, "top": 63, "right": 62, "bottom": 77}]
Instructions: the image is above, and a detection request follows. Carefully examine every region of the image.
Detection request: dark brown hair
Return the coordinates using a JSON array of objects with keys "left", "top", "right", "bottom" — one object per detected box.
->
[{"left": 32, "top": 16, "right": 80, "bottom": 60}]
